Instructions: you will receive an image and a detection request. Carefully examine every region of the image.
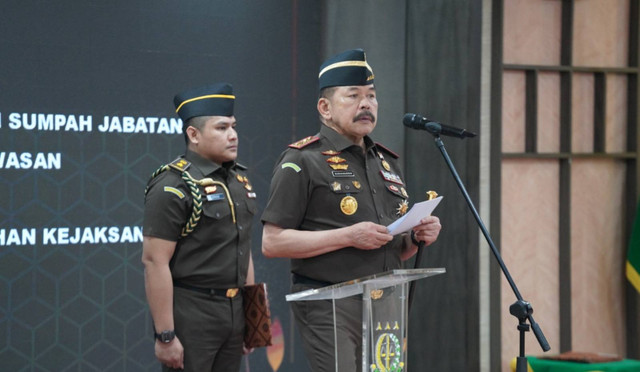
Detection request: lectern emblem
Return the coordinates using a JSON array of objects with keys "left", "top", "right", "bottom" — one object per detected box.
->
[{"left": 370, "top": 332, "right": 404, "bottom": 372}]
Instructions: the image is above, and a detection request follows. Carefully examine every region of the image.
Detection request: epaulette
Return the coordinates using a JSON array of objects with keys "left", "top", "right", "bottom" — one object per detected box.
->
[
  {"left": 168, "top": 157, "right": 191, "bottom": 172},
  {"left": 289, "top": 136, "right": 319, "bottom": 149},
  {"left": 234, "top": 162, "right": 248, "bottom": 171},
  {"left": 375, "top": 142, "right": 399, "bottom": 159}
]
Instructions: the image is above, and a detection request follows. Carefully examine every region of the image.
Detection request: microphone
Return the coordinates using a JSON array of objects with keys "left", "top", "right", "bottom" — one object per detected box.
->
[{"left": 403, "top": 113, "right": 476, "bottom": 139}]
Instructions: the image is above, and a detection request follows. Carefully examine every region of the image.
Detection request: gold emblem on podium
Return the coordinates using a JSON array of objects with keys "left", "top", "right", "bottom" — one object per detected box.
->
[{"left": 370, "top": 289, "right": 384, "bottom": 300}]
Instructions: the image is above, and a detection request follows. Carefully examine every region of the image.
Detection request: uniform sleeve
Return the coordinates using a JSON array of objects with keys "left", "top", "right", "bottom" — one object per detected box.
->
[
  {"left": 261, "top": 150, "right": 310, "bottom": 229},
  {"left": 142, "top": 171, "right": 191, "bottom": 241}
]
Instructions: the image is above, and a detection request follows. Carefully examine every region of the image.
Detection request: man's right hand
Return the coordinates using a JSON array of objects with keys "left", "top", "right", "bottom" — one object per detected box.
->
[
  {"left": 348, "top": 221, "right": 393, "bottom": 250},
  {"left": 155, "top": 336, "right": 184, "bottom": 370}
]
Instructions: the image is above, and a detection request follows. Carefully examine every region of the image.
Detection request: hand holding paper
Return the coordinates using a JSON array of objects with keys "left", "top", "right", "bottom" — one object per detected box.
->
[{"left": 387, "top": 196, "right": 443, "bottom": 235}]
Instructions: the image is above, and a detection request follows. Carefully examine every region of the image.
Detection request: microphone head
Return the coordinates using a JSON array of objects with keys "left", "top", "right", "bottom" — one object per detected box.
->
[{"left": 402, "top": 113, "right": 419, "bottom": 128}]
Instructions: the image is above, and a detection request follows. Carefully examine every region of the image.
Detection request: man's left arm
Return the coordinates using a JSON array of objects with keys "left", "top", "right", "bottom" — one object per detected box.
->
[{"left": 401, "top": 215, "right": 442, "bottom": 261}]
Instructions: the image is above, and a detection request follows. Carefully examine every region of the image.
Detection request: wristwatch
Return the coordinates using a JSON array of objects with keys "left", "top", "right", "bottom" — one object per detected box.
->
[{"left": 154, "top": 330, "right": 175, "bottom": 343}]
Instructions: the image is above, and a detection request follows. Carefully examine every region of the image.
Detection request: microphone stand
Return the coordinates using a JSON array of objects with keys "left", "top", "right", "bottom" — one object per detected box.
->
[
  {"left": 408, "top": 240, "right": 425, "bottom": 313},
  {"left": 415, "top": 134, "right": 550, "bottom": 371}
]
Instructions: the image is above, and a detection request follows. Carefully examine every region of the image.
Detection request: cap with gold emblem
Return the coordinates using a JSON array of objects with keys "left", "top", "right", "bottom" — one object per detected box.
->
[
  {"left": 318, "top": 49, "right": 375, "bottom": 90},
  {"left": 174, "top": 83, "right": 235, "bottom": 122}
]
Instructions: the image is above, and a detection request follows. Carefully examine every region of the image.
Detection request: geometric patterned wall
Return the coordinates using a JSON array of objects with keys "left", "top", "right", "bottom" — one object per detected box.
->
[{"left": 0, "top": 2, "right": 322, "bottom": 370}]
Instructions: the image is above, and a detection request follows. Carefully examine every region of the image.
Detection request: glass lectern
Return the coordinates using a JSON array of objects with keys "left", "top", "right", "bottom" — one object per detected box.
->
[{"left": 286, "top": 268, "right": 446, "bottom": 372}]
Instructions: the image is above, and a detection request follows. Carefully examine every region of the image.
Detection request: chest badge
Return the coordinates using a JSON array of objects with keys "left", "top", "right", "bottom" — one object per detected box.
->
[
  {"left": 380, "top": 170, "right": 404, "bottom": 185},
  {"left": 205, "top": 185, "right": 217, "bottom": 194},
  {"left": 322, "top": 150, "right": 341, "bottom": 156},
  {"left": 377, "top": 151, "right": 391, "bottom": 171},
  {"left": 340, "top": 196, "right": 358, "bottom": 215},
  {"left": 329, "top": 163, "right": 349, "bottom": 170},
  {"left": 352, "top": 181, "right": 361, "bottom": 189},
  {"left": 331, "top": 181, "right": 342, "bottom": 191},
  {"left": 400, "top": 187, "right": 408, "bottom": 198},
  {"left": 396, "top": 200, "right": 409, "bottom": 216}
]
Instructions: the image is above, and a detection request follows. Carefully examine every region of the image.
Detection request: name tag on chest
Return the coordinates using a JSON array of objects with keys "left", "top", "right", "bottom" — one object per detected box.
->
[{"left": 207, "top": 193, "right": 226, "bottom": 201}]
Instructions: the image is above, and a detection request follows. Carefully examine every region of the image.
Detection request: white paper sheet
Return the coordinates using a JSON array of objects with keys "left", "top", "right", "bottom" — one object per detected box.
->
[{"left": 387, "top": 196, "right": 443, "bottom": 235}]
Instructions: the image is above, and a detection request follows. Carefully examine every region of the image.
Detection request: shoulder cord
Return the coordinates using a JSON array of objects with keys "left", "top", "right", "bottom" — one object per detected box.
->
[
  {"left": 145, "top": 164, "right": 203, "bottom": 237},
  {"left": 145, "top": 165, "right": 237, "bottom": 237}
]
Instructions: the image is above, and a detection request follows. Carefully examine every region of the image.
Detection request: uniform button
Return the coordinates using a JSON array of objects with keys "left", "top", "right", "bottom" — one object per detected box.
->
[
  {"left": 239, "top": 251, "right": 244, "bottom": 256},
  {"left": 215, "top": 212, "right": 221, "bottom": 218},
  {"left": 235, "top": 202, "right": 240, "bottom": 206},
  {"left": 372, "top": 189, "right": 377, "bottom": 194},
  {"left": 238, "top": 225, "right": 243, "bottom": 230},
  {"left": 379, "top": 214, "right": 384, "bottom": 219}
]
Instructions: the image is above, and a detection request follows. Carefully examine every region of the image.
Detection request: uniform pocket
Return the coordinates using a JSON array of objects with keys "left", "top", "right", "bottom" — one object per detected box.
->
[{"left": 202, "top": 197, "right": 231, "bottom": 220}]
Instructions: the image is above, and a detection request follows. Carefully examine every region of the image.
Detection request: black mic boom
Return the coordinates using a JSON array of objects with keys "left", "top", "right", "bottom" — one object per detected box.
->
[{"left": 403, "top": 113, "right": 476, "bottom": 139}]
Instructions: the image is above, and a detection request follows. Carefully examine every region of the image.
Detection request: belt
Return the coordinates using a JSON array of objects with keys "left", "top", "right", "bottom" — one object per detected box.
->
[
  {"left": 291, "top": 273, "right": 333, "bottom": 288},
  {"left": 173, "top": 280, "right": 240, "bottom": 298}
]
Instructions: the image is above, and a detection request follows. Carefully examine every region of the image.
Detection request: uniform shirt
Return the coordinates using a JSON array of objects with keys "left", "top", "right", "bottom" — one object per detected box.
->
[
  {"left": 143, "top": 150, "right": 256, "bottom": 288},
  {"left": 261, "top": 124, "right": 409, "bottom": 284}
]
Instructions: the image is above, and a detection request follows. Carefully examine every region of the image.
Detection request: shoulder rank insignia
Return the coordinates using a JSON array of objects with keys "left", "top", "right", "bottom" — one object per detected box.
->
[
  {"left": 289, "top": 136, "right": 319, "bottom": 149},
  {"left": 375, "top": 142, "right": 399, "bottom": 159},
  {"left": 169, "top": 157, "right": 191, "bottom": 172}
]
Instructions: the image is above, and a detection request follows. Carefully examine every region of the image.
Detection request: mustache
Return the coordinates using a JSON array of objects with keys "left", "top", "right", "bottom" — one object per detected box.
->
[{"left": 353, "top": 110, "right": 376, "bottom": 123}]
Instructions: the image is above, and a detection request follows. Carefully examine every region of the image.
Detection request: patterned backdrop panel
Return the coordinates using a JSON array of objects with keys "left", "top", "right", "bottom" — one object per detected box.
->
[{"left": 0, "top": 1, "right": 322, "bottom": 370}]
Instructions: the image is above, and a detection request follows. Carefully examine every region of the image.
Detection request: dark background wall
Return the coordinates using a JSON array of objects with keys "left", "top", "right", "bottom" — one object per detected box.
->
[
  {"left": 404, "top": 1, "right": 483, "bottom": 370},
  {"left": 0, "top": 0, "right": 490, "bottom": 371},
  {"left": 0, "top": 1, "right": 322, "bottom": 370}
]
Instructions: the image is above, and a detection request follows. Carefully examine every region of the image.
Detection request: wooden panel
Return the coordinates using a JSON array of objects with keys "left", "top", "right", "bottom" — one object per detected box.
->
[
  {"left": 503, "top": 71, "right": 526, "bottom": 152},
  {"left": 503, "top": 0, "right": 562, "bottom": 65},
  {"left": 573, "top": 0, "right": 630, "bottom": 67},
  {"left": 501, "top": 159, "right": 560, "bottom": 372},
  {"left": 606, "top": 73, "right": 629, "bottom": 153},
  {"left": 570, "top": 159, "right": 627, "bottom": 355},
  {"left": 572, "top": 73, "right": 595, "bottom": 152},
  {"left": 538, "top": 72, "right": 561, "bottom": 153}
]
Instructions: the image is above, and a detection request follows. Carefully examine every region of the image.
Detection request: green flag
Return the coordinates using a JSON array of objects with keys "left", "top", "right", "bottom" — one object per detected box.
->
[{"left": 627, "top": 200, "right": 640, "bottom": 293}]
